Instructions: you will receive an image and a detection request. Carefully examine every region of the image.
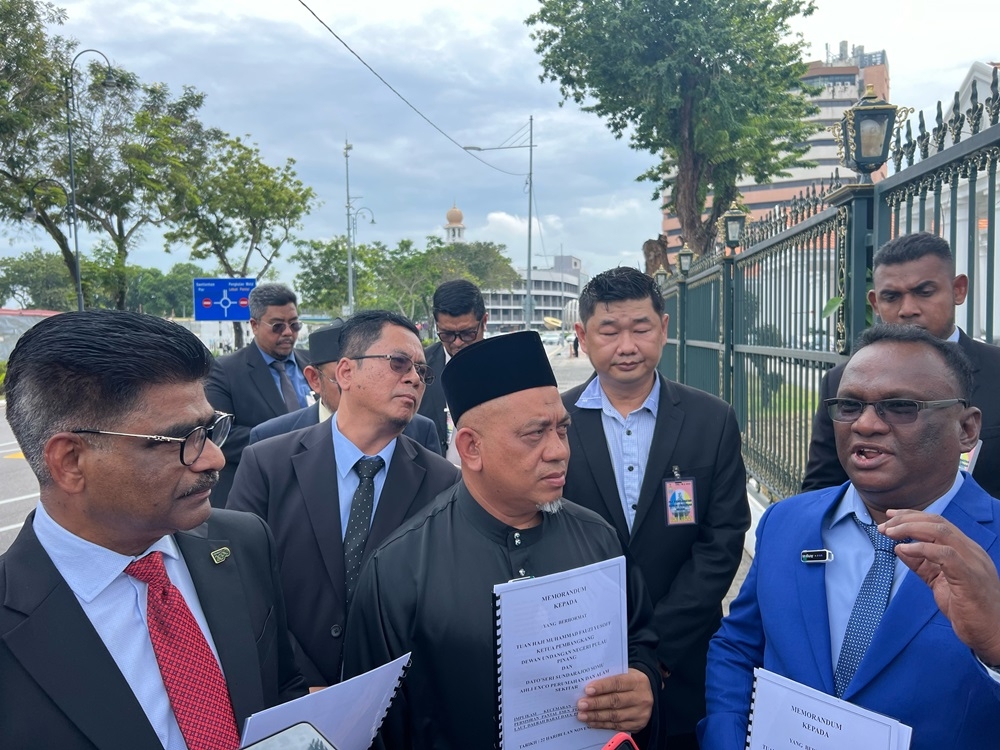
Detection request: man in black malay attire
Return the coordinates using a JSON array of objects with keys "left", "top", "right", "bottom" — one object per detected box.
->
[{"left": 343, "top": 331, "right": 660, "bottom": 750}]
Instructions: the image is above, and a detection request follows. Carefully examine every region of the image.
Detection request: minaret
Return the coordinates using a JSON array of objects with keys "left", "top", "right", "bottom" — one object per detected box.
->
[{"left": 444, "top": 203, "right": 465, "bottom": 243}]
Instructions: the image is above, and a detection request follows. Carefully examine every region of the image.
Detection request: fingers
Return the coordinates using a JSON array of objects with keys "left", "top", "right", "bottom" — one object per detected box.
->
[{"left": 576, "top": 669, "right": 654, "bottom": 732}]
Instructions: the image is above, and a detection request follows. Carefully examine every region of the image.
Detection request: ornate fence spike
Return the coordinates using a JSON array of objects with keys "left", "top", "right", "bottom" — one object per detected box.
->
[
  {"left": 891, "top": 126, "right": 904, "bottom": 172},
  {"left": 903, "top": 120, "right": 916, "bottom": 167},
  {"left": 968, "top": 79, "right": 984, "bottom": 135},
  {"left": 917, "top": 110, "right": 931, "bottom": 160},
  {"left": 949, "top": 91, "right": 965, "bottom": 145},
  {"left": 932, "top": 101, "right": 948, "bottom": 153},
  {"left": 987, "top": 67, "right": 1000, "bottom": 127}
]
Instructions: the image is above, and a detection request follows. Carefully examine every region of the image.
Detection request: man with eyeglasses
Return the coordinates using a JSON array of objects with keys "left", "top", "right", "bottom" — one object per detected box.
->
[
  {"left": 228, "top": 310, "right": 460, "bottom": 689},
  {"left": 418, "top": 279, "right": 488, "bottom": 460},
  {"left": 803, "top": 232, "right": 1000, "bottom": 498},
  {"left": 1, "top": 310, "right": 305, "bottom": 749},
  {"left": 700, "top": 324, "right": 1000, "bottom": 750},
  {"left": 206, "top": 282, "right": 312, "bottom": 508},
  {"left": 248, "top": 319, "right": 441, "bottom": 454}
]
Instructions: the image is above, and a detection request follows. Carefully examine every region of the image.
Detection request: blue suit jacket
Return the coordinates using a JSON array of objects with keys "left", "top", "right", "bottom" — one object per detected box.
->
[
  {"left": 249, "top": 402, "right": 442, "bottom": 456},
  {"left": 699, "top": 477, "right": 1000, "bottom": 750}
]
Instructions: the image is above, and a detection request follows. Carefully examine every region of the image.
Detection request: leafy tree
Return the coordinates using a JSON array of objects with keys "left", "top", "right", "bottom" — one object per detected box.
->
[
  {"left": 290, "top": 236, "right": 350, "bottom": 315},
  {"left": 0, "top": 247, "right": 76, "bottom": 310},
  {"left": 526, "top": 0, "right": 820, "bottom": 255},
  {"left": 164, "top": 133, "right": 316, "bottom": 347}
]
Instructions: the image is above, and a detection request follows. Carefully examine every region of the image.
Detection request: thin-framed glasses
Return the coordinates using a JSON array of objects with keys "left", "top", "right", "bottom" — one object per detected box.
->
[
  {"left": 350, "top": 354, "right": 435, "bottom": 385},
  {"left": 255, "top": 320, "right": 303, "bottom": 334},
  {"left": 437, "top": 321, "right": 482, "bottom": 344},
  {"left": 825, "top": 398, "right": 967, "bottom": 425},
  {"left": 71, "top": 412, "right": 234, "bottom": 466}
]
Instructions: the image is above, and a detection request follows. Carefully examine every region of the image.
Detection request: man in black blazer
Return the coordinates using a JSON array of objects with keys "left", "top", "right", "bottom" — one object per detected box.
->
[
  {"left": 803, "top": 232, "right": 1000, "bottom": 497},
  {"left": 1, "top": 310, "right": 305, "bottom": 749},
  {"left": 228, "top": 310, "right": 460, "bottom": 688},
  {"left": 249, "top": 320, "right": 441, "bottom": 454},
  {"left": 418, "top": 279, "right": 488, "bottom": 458},
  {"left": 206, "top": 283, "right": 312, "bottom": 507},
  {"left": 562, "top": 267, "right": 750, "bottom": 750}
]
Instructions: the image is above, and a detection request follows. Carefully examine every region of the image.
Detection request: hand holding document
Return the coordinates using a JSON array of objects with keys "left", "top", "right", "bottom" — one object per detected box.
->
[
  {"left": 240, "top": 653, "right": 410, "bottom": 750},
  {"left": 494, "top": 556, "right": 628, "bottom": 750},
  {"left": 747, "top": 668, "right": 912, "bottom": 750}
]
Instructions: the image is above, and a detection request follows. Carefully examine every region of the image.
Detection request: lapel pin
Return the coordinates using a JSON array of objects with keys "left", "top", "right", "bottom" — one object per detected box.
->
[
  {"left": 211, "top": 547, "right": 231, "bottom": 564},
  {"left": 801, "top": 549, "right": 834, "bottom": 563}
]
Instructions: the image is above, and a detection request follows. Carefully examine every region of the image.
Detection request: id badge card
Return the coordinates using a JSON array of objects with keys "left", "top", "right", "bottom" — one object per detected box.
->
[{"left": 665, "top": 478, "right": 697, "bottom": 526}]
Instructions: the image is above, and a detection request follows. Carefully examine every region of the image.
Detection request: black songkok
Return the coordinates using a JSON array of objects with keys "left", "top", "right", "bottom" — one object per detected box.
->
[
  {"left": 442, "top": 330, "right": 558, "bottom": 424},
  {"left": 307, "top": 318, "right": 345, "bottom": 365}
]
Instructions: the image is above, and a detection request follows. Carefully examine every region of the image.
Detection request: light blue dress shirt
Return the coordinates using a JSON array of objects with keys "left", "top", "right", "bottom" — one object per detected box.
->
[
  {"left": 575, "top": 376, "right": 660, "bottom": 532},
  {"left": 33, "top": 502, "right": 224, "bottom": 750},
  {"left": 331, "top": 414, "right": 397, "bottom": 541},
  {"left": 822, "top": 472, "right": 963, "bottom": 667},
  {"left": 256, "top": 342, "right": 310, "bottom": 408}
]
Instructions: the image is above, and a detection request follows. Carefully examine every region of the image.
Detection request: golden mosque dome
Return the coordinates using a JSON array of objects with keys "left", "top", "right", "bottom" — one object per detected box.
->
[{"left": 446, "top": 204, "right": 464, "bottom": 225}]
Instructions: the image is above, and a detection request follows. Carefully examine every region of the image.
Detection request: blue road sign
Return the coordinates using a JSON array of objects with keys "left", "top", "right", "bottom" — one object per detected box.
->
[{"left": 193, "top": 278, "right": 256, "bottom": 321}]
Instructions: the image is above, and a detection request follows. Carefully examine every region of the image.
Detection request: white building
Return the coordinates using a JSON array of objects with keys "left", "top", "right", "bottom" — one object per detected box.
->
[{"left": 483, "top": 255, "right": 587, "bottom": 332}]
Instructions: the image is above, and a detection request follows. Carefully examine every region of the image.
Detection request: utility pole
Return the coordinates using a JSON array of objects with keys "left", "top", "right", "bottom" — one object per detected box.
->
[
  {"left": 526, "top": 115, "right": 534, "bottom": 330},
  {"left": 344, "top": 140, "right": 354, "bottom": 315}
]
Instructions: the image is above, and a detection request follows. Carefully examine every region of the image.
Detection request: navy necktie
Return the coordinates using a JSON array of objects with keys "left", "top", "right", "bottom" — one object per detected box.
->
[
  {"left": 834, "top": 513, "right": 898, "bottom": 697},
  {"left": 344, "top": 456, "right": 385, "bottom": 602}
]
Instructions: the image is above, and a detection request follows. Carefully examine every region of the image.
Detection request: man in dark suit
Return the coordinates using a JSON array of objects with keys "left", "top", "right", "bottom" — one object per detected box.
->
[
  {"left": 250, "top": 319, "right": 441, "bottom": 454},
  {"left": 418, "top": 279, "right": 487, "bottom": 459},
  {"left": 1, "top": 310, "right": 305, "bottom": 749},
  {"left": 701, "top": 325, "right": 1000, "bottom": 750},
  {"left": 228, "top": 310, "right": 460, "bottom": 688},
  {"left": 206, "top": 283, "right": 312, "bottom": 507},
  {"left": 562, "top": 266, "right": 750, "bottom": 750},
  {"left": 803, "top": 232, "right": 1000, "bottom": 498}
]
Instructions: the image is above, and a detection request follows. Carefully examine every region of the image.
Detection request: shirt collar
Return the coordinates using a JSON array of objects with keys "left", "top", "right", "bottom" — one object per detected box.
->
[
  {"left": 331, "top": 411, "right": 397, "bottom": 479},
  {"left": 947, "top": 327, "right": 961, "bottom": 343},
  {"left": 33, "top": 501, "right": 178, "bottom": 604},
  {"left": 831, "top": 471, "right": 965, "bottom": 528},
  {"left": 575, "top": 373, "right": 660, "bottom": 419}
]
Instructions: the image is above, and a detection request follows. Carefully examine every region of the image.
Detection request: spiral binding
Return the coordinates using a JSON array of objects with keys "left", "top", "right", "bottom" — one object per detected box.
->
[
  {"left": 745, "top": 671, "right": 759, "bottom": 750},
  {"left": 370, "top": 656, "right": 411, "bottom": 746},
  {"left": 495, "top": 592, "right": 505, "bottom": 749}
]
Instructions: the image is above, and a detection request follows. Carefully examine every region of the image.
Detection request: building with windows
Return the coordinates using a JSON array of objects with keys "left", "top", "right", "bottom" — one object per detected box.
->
[{"left": 482, "top": 255, "right": 586, "bottom": 332}]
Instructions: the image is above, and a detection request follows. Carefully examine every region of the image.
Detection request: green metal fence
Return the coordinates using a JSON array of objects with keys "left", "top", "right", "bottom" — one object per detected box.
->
[{"left": 659, "top": 72, "right": 1000, "bottom": 501}]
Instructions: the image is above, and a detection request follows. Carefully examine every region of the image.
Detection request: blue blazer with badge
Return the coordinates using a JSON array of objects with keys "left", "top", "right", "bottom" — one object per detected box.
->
[
  {"left": 249, "top": 402, "right": 442, "bottom": 456},
  {"left": 699, "top": 477, "right": 1000, "bottom": 750}
]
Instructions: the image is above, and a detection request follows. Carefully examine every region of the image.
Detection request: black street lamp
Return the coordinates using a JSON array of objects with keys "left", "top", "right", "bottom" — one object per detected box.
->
[
  {"left": 65, "top": 48, "right": 116, "bottom": 311},
  {"left": 653, "top": 265, "right": 670, "bottom": 296},
  {"left": 722, "top": 204, "right": 747, "bottom": 252},
  {"left": 836, "top": 84, "right": 902, "bottom": 183},
  {"left": 677, "top": 243, "right": 696, "bottom": 276}
]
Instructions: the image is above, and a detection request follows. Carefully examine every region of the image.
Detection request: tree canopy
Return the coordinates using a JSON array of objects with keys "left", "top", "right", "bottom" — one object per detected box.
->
[{"left": 526, "top": 0, "right": 820, "bottom": 255}]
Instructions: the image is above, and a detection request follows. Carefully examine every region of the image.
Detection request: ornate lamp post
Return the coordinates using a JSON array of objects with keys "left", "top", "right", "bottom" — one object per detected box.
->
[
  {"left": 65, "top": 48, "right": 116, "bottom": 311},
  {"left": 834, "top": 84, "right": 905, "bottom": 183},
  {"left": 722, "top": 204, "right": 747, "bottom": 253}
]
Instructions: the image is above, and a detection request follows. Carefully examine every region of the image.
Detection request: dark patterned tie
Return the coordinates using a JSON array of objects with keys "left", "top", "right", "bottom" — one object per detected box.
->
[
  {"left": 833, "top": 513, "right": 898, "bottom": 697},
  {"left": 344, "top": 456, "right": 385, "bottom": 602},
  {"left": 270, "top": 359, "right": 302, "bottom": 412},
  {"left": 125, "top": 552, "right": 240, "bottom": 750}
]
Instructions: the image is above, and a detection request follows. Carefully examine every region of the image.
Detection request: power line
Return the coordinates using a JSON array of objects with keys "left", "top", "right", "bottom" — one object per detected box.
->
[{"left": 295, "top": 0, "right": 528, "bottom": 178}]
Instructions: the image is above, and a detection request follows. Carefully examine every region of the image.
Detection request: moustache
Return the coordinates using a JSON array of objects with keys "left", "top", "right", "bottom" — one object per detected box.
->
[{"left": 180, "top": 471, "right": 219, "bottom": 498}]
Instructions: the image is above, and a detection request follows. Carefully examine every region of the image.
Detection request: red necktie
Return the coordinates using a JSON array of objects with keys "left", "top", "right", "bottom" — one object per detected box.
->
[{"left": 126, "top": 551, "right": 240, "bottom": 750}]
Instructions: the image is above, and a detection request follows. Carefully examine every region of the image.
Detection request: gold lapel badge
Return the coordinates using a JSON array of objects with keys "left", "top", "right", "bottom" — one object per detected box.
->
[{"left": 211, "top": 547, "right": 231, "bottom": 564}]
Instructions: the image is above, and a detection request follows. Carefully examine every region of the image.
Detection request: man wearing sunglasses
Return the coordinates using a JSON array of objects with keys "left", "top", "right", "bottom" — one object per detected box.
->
[
  {"left": 803, "top": 232, "right": 1000, "bottom": 498},
  {"left": 701, "top": 324, "right": 1000, "bottom": 750},
  {"left": 206, "top": 283, "right": 312, "bottom": 507},
  {"left": 418, "top": 279, "right": 488, "bottom": 459},
  {"left": 228, "top": 310, "right": 460, "bottom": 689},
  {"left": 1, "top": 310, "right": 305, "bottom": 749}
]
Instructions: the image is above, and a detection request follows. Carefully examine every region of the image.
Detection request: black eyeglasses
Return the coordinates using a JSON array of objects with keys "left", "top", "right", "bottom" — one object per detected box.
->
[
  {"left": 825, "top": 398, "right": 968, "bottom": 425},
  {"left": 72, "top": 412, "right": 234, "bottom": 466},
  {"left": 437, "top": 321, "right": 481, "bottom": 344},
  {"left": 350, "top": 354, "right": 435, "bottom": 385},
  {"left": 256, "top": 320, "right": 303, "bottom": 334}
]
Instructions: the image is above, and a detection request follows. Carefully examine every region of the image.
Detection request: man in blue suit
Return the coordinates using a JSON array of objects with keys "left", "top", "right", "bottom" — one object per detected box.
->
[
  {"left": 249, "top": 319, "right": 440, "bottom": 454},
  {"left": 700, "top": 324, "right": 1000, "bottom": 750}
]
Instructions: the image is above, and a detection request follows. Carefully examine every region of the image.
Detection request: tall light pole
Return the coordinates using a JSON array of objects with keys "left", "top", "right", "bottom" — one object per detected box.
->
[
  {"left": 65, "top": 48, "right": 116, "bottom": 312},
  {"left": 464, "top": 115, "right": 535, "bottom": 330}
]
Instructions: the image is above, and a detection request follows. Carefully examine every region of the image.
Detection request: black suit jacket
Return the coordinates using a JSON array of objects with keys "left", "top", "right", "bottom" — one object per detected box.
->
[
  {"left": 205, "top": 343, "right": 310, "bottom": 508},
  {"left": 0, "top": 509, "right": 306, "bottom": 749},
  {"left": 416, "top": 341, "right": 448, "bottom": 452},
  {"left": 802, "top": 330, "right": 1000, "bottom": 497},
  {"left": 226, "top": 420, "right": 461, "bottom": 686},
  {"left": 562, "top": 374, "right": 750, "bottom": 736},
  {"left": 250, "top": 401, "right": 443, "bottom": 456}
]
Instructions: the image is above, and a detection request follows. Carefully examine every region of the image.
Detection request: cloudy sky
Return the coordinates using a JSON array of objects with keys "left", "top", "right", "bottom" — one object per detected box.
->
[{"left": 7, "top": 0, "right": 997, "bottom": 288}]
